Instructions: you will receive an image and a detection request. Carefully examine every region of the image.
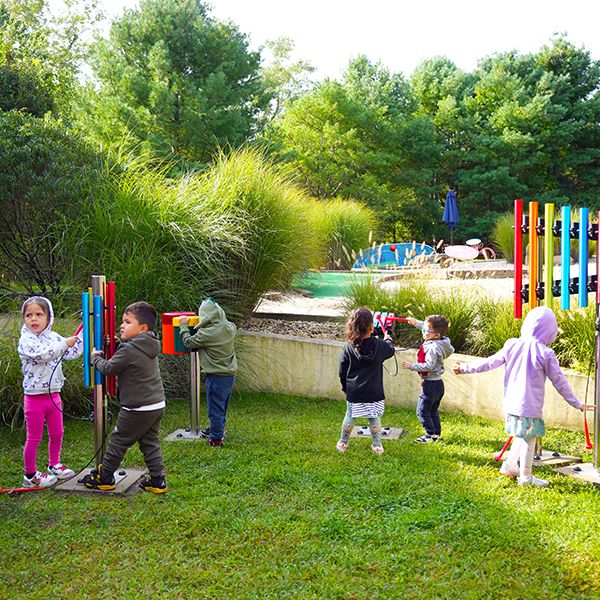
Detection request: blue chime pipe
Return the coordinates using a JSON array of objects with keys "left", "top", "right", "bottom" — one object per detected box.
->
[
  {"left": 82, "top": 292, "right": 91, "bottom": 387},
  {"left": 578, "top": 207, "right": 589, "bottom": 307},
  {"left": 93, "top": 294, "right": 103, "bottom": 385},
  {"left": 560, "top": 206, "right": 571, "bottom": 310}
]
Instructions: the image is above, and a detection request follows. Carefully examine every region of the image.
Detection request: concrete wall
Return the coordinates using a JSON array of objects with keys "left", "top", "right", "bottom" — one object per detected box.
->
[{"left": 237, "top": 331, "right": 594, "bottom": 432}]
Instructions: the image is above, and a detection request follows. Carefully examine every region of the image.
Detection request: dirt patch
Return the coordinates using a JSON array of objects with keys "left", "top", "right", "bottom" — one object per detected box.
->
[{"left": 241, "top": 317, "right": 346, "bottom": 341}]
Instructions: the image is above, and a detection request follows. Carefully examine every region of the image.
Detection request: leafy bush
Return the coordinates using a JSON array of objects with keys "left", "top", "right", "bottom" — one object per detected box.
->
[
  {"left": 345, "top": 277, "right": 596, "bottom": 373},
  {"left": 0, "top": 112, "right": 103, "bottom": 295},
  {"left": 346, "top": 276, "right": 476, "bottom": 351}
]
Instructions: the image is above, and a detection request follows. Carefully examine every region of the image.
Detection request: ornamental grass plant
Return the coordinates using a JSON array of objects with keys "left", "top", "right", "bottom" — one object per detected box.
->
[
  {"left": 345, "top": 277, "right": 599, "bottom": 373},
  {"left": 313, "top": 198, "right": 378, "bottom": 270},
  {"left": 69, "top": 149, "right": 324, "bottom": 320}
]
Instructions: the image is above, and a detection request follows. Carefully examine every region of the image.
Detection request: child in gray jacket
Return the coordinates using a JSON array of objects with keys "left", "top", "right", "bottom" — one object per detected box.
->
[{"left": 402, "top": 315, "right": 454, "bottom": 443}]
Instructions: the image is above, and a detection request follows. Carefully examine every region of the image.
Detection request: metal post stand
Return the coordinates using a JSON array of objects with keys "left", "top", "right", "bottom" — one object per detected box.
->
[
  {"left": 554, "top": 301, "right": 600, "bottom": 484},
  {"left": 165, "top": 350, "right": 206, "bottom": 441},
  {"left": 189, "top": 350, "right": 202, "bottom": 437}
]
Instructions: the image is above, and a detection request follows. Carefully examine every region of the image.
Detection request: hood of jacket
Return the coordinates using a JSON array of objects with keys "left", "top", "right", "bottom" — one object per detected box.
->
[
  {"left": 424, "top": 335, "right": 454, "bottom": 358},
  {"left": 520, "top": 306, "right": 557, "bottom": 345},
  {"left": 124, "top": 331, "right": 161, "bottom": 359},
  {"left": 198, "top": 298, "right": 236, "bottom": 334},
  {"left": 351, "top": 336, "right": 379, "bottom": 363},
  {"left": 20, "top": 296, "right": 54, "bottom": 339}
]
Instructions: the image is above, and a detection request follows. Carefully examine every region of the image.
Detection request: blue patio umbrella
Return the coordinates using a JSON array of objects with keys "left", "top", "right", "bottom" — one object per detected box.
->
[{"left": 442, "top": 189, "right": 459, "bottom": 244}]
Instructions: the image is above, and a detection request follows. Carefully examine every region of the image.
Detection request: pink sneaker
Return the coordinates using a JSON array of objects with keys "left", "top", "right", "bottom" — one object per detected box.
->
[
  {"left": 22, "top": 471, "right": 57, "bottom": 488},
  {"left": 371, "top": 444, "right": 384, "bottom": 455},
  {"left": 48, "top": 463, "right": 75, "bottom": 480}
]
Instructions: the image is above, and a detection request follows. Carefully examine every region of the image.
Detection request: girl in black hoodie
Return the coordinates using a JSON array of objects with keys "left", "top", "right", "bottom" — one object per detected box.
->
[{"left": 337, "top": 307, "right": 395, "bottom": 454}]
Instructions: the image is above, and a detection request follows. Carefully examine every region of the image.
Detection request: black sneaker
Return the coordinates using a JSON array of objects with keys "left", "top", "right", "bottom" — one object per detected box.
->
[
  {"left": 207, "top": 438, "right": 223, "bottom": 447},
  {"left": 139, "top": 474, "right": 168, "bottom": 494},
  {"left": 81, "top": 464, "right": 116, "bottom": 491},
  {"left": 415, "top": 434, "right": 435, "bottom": 443},
  {"left": 199, "top": 427, "right": 210, "bottom": 438}
]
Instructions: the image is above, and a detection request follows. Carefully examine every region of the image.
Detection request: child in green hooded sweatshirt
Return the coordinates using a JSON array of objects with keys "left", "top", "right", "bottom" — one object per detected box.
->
[{"left": 178, "top": 298, "right": 237, "bottom": 447}]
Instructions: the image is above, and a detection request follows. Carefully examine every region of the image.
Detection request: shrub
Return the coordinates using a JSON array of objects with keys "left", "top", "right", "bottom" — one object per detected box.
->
[
  {"left": 468, "top": 296, "right": 521, "bottom": 356},
  {"left": 0, "top": 112, "right": 103, "bottom": 295}
]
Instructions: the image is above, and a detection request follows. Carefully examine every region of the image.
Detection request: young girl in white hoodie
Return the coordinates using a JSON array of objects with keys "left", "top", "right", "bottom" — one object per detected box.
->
[{"left": 18, "top": 297, "right": 83, "bottom": 487}]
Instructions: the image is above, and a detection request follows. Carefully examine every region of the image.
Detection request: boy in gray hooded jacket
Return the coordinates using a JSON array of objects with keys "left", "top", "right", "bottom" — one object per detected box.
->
[
  {"left": 178, "top": 298, "right": 237, "bottom": 447},
  {"left": 402, "top": 314, "right": 454, "bottom": 443}
]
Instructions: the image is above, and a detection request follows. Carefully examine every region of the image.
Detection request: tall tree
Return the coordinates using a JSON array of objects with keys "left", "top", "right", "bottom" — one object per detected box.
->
[
  {"left": 412, "top": 37, "right": 600, "bottom": 241},
  {"left": 260, "top": 37, "right": 315, "bottom": 122},
  {"left": 266, "top": 56, "right": 440, "bottom": 239},
  {"left": 0, "top": 0, "right": 101, "bottom": 118},
  {"left": 78, "top": 0, "right": 270, "bottom": 166}
]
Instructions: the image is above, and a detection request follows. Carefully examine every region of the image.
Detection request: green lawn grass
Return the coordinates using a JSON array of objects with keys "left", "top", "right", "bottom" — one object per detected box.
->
[{"left": 1, "top": 393, "right": 598, "bottom": 599}]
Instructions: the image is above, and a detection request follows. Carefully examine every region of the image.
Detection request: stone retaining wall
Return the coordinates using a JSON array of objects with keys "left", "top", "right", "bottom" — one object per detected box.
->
[{"left": 238, "top": 331, "right": 593, "bottom": 432}]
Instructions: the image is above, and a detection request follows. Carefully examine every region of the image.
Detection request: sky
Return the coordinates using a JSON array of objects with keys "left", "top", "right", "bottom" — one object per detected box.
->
[{"left": 88, "top": 0, "right": 600, "bottom": 79}]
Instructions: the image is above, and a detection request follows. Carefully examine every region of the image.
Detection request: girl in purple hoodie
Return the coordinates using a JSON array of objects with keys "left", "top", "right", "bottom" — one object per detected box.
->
[{"left": 453, "top": 306, "right": 591, "bottom": 487}]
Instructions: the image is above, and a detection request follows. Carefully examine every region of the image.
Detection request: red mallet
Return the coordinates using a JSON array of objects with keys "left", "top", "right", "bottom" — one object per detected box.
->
[
  {"left": 390, "top": 245, "right": 397, "bottom": 252},
  {"left": 584, "top": 411, "right": 593, "bottom": 450},
  {"left": 1, "top": 486, "right": 43, "bottom": 495},
  {"left": 494, "top": 436, "right": 513, "bottom": 461}
]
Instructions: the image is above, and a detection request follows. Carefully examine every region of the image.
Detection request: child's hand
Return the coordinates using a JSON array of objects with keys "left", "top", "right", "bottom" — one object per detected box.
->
[
  {"left": 91, "top": 349, "right": 104, "bottom": 357},
  {"left": 383, "top": 330, "right": 393, "bottom": 341},
  {"left": 453, "top": 361, "right": 462, "bottom": 375},
  {"left": 406, "top": 317, "right": 417, "bottom": 327},
  {"left": 65, "top": 336, "right": 78, "bottom": 348},
  {"left": 178, "top": 315, "right": 189, "bottom": 325},
  {"left": 401, "top": 361, "right": 411, "bottom": 369},
  {"left": 580, "top": 404, "right": 596, "bottom": 412}
]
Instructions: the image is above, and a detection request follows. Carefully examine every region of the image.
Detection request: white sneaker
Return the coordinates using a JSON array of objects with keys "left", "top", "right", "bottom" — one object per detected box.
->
[
  {"left": 500, "top": 463, "right": 519, "bottom": 477},
  {"left": 48, "top": 463, "right": 75, "bottom": 480},
  {"left": 518, "top": 475, "right": 549, "bottom": 487},
  {"left": 22, "top": 471, "right": 57, "bottom": 488},
  {"left": 336, "top": 441, "right": 349, "bottom": 453}
]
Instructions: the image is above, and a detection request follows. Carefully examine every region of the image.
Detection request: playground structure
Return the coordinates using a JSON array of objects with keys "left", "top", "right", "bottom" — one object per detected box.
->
[
  {"left": 162, "top": 311, "right": 206, "bottom": 441},
  {"left": 514, "top": 199, "right": 600, "bottom": 483},
  {"left": 81, "top": 275, "right": 116, "bottom": 469},
  {"left": 58, "top": 275, "right": 146, "bottom": 493}
]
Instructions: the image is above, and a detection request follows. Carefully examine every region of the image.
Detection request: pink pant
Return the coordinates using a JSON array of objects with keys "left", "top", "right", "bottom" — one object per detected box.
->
[{"left": 23, "top": 393, "right": 64, "bottom": 473}]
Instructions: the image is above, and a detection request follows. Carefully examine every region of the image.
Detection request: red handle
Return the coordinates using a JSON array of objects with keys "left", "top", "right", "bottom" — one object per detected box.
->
[
  {"left": 73, "top": 323, "right": 83, "bottom": 336},
  {"left": 584, "top": 411, "right": 593, "bottom": 450},
  {"left": 494, "top": 436, "right": 513, "bottom": 461},
  {"left": 0, "top": 486, "right": 44, "bottom": 494}
]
